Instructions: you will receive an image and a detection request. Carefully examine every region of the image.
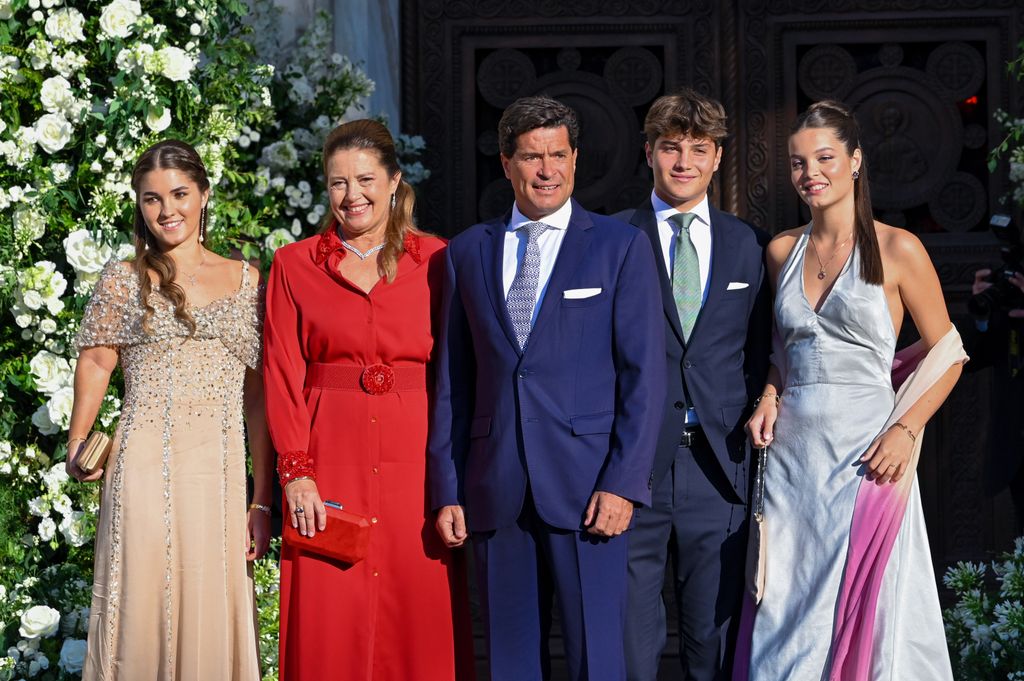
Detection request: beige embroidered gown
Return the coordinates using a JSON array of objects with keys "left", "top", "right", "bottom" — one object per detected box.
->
[{"left": 76, "top": 259, "right": 262, "bottom": 681}]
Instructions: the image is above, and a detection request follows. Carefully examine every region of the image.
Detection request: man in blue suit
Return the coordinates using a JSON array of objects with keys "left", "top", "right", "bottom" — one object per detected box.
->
[
  {"left": 614, "top": 89, "right": 770, "bottom": 680},
  {"left": 428, "top": 95, "right": 666, "bottom": 681}
]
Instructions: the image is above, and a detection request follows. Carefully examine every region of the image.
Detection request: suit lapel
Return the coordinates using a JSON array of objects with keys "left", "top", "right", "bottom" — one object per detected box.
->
[
  {"left": 528, "top": 199, "right": 592, "bottom": 347},
  {"left": 630, "top": 204, "right": 685, "bottom": 347},
  {"left": 688, "top": 205, "right": 730, "bottom": 344},
  {"left": 480, "top": 213, "right": 521, "bottom": 354}
]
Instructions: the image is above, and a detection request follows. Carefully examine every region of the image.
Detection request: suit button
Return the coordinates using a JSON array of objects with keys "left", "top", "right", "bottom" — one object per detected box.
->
[
  {"left": 519, "top": 371, "right": 527, "bottom": 379},
  {"left": 674, "top": 401, "right": 685, "bottom": 410},
  {"left": 683, "top": 360, "right": 693, "bottom": 369}
]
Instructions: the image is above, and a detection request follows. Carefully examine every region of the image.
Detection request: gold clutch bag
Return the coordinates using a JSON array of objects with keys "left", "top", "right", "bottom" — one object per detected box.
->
[{"left": 77, "top": 432, "right": 112, "bottom": 474}]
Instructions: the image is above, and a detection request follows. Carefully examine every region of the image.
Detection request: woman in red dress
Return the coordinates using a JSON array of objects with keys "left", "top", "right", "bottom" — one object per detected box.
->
[{"left": 263, "top": 119, "right": 475, "bottom": 680}]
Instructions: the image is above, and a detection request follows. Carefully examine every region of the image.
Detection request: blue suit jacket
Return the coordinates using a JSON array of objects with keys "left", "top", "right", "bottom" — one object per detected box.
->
[
  {"left": 614, "top": 202, "right": 771, "bottom": 503},
  {"left": 429, "top": 199, "right": 667, "bottom": 532}
]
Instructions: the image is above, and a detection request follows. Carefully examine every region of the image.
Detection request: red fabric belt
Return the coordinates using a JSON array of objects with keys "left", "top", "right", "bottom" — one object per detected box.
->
[{"left": 305, "top": 363, "right": 426, "bottom": 395}]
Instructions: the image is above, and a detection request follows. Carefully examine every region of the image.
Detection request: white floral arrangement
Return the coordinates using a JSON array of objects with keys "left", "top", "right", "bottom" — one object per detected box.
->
[
  {"left": 990, "top": 38, "right": 1024, "bottom": 209},
  {"left": 0, "top": 0, "right": 428, "bottom": 678},
  {"left": 943, "top": 537, "right": 1024, "bottom": 678}
]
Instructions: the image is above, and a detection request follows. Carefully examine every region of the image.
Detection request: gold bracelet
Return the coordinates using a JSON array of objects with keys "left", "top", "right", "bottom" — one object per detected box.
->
[
  {"left": 891, "top": 422, "right": 916, "bottom": 443},
  {"left": 753, "top": 392, "right": 781, "bottom": 408},
  {"left": 248, "top": 503, "right": 271, "bottom": 515},
  {"left": 284, "top": 475, "right": 313, "bottom": 487},
  {"left": 66, "top": 437, "right": 86, "bottom": 450}
]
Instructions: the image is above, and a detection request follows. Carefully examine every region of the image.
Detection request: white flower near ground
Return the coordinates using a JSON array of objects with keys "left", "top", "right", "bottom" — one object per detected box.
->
[
  {"left": 98, "top": 0, "right": 141, "bottom": 39},
  {"left": 45, "top": 386, "right": 74, "bottom": 431},
  {"left": 53, "top": 493, "right": 72, "bottom": 516},
  {"left": 37, "top": 516, "right": 56, "bottom": 541},
  {"left": 41, "top": 463, "right": 69, "bottom": 493},
  {"left": 39, "top": 76, "right": 74, "bottom": 115},
  {"left": 58, "top": 639, "right": 85, "bottom": 674},
  {"left": 34, "top": 113, "right": 73, "bottom": 154},
  {"left": 145, "top": 105, "right": 171, "bottom": 132},
  {"left": 27, "top": 496, "right": 50, "bottom": 517},
  {"left": 157, "top": 46, "right": 195, "bottom": 82},
  {"left": 29, "top": 350, "right": 72, "bottom": 395},
  {"left": 43, "top": 7, "right": 86, "bottom": 43},
  {"left": 263, "top": 228, "right": 295, "bottom": 253},
  {"left": 59, "top": 511, "right": 88, "bottom": 546},
  {"left": 64, "top": 229, "right": 113, "bottom": 274},
  {"left": 19, "top": 606, "right": 60, "bottom": 639}
]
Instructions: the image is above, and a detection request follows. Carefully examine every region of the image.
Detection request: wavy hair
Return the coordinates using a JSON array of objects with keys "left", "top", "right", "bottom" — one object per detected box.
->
[
  {"left": 320, "top": 119, "right": 419, "bottom": 283},
  {"left": 131, "top": 139, "right": 210, "bottom": 335}
]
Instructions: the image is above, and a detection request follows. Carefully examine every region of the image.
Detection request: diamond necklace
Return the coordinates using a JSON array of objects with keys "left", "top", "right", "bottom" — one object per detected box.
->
[{"left": 338, "top": 230, "right": 385, "bottom": 260}]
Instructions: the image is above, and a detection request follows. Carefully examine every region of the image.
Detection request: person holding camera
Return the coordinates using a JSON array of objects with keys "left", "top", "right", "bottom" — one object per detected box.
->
[{"left": 967, "top": 265, "right": 1024, "bottom": 532}]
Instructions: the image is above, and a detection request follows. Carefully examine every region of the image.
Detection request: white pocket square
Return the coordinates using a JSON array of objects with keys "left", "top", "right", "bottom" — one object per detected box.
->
[
  {"left": 726, "top": 282, "right": 749, "bottom": 290},
  {"left": 563, "top": 287, "right": 602, "bottom": 299}
]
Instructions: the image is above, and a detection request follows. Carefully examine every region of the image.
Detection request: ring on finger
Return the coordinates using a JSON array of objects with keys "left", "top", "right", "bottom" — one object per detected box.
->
[{"left": 295, "top": 506, "right": 304, "bottom": 514}]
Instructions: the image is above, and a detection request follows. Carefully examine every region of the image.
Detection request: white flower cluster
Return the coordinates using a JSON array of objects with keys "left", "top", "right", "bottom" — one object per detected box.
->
[
  {"left": 3, "top": 635, "right": 51, "bottom": 678},
  {"left": 98, "top": 0, "right": 141, "bottom": 40},
  {"left": 28, "top": 464, "right": 91, "bottom": 547},
  {"left": 64, "top": 229, "right": 115, "bottom": 294},
  {"left": 12, "top": 262, "right": 67, "bottom": 352},
  {"left": 29, "top": 351, "right": 75, "bottom": 435}
]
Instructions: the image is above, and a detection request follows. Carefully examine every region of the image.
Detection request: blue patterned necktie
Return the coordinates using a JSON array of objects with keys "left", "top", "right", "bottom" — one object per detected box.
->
[
  {"left": 669, "top": 212, "right": 700, "bottom": 341},
  {"left": 506, "top": 221, "right": 549, "bottom": 350}
]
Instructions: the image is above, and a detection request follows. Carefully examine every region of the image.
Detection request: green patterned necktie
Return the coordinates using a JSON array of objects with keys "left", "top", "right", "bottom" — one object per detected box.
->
[{"left": 669, "top": 212, "right": 700, "bottom": 341}]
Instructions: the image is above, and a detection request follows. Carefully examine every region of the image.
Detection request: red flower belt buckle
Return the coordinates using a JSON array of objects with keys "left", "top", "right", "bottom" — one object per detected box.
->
[{"left": 360, "top": 364, "right": 395, "bottom": 395}]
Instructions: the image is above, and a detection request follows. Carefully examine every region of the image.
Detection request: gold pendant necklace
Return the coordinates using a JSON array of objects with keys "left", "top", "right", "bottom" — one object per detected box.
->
[{"left": 808, "top": 231, "right": 853, "bottom": 280}]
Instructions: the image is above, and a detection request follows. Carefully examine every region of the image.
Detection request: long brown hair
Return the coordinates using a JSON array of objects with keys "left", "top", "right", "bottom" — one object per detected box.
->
[
  {"left": 791, "top": 100, "right": 882, "bottom": 285},
  {"left": 131, "top": 139, "right": 210, "bottom": 335},
  {"left": 320, "top": 119, "right": 419, "bottom": 283}
]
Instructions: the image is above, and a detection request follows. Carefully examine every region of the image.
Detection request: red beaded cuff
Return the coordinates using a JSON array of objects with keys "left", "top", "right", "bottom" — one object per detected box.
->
[{"left": 277, "top": 450, "right": 315, "bottom": 485}]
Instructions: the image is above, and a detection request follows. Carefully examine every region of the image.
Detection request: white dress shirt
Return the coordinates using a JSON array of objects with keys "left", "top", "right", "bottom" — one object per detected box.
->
[
  {"left": 502, "top": 199, "right": 573, "bottom": 325},
  {"left": 652, "top": 191, "right": 713, "bottom": 305}
]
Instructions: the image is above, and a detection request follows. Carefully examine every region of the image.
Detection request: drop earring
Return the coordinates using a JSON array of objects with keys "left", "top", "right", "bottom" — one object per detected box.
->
[
  {"left": 390, "top": 193, "right": 396, "bottom": 210},
  {"left": 199, "top": 206, "right": 206, "bottom": 243},
  {"left": 852, "top": 170, "right": 860, "bottom": 180}
]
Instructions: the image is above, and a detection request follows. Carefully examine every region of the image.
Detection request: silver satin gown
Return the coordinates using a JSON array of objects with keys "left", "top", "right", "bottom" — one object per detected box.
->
[{"left": 747, "top": 228, "right": 952, "bottom": 680}]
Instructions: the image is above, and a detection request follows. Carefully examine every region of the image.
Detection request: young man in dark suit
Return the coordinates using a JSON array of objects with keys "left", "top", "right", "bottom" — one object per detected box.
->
[
  {"left": 429, "top": 95, "right": 666, "bottom": 681},
  {"left": 614, "top": 88, "right": 771, "bottom": 681}
]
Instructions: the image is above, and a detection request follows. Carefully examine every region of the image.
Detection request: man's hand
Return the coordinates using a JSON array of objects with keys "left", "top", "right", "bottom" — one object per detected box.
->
[
  {"left": 436, "top": 504, "right": 468, "bottom": 548},
  {"left": 974, "top": 268, "right": 1024, "bottom": 318},
  {"left": 583, "top": 491, "right": 634, "bottom": 537}
]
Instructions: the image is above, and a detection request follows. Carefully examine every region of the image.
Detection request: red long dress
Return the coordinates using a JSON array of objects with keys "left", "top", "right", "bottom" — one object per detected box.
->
[{"left": 263, "top": 229, "right": 475, "bottom": 681}]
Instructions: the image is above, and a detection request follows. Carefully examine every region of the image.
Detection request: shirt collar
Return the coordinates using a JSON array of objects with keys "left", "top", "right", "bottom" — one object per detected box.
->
[
  {"left": 314, "top": 220, "right": 423, "bottom": 265},
  {"left": 652, "top": 191, "right": 711, "bottom": 229},
  {"left": 507, "top": 198, "right": 573, "bottom": 232}
]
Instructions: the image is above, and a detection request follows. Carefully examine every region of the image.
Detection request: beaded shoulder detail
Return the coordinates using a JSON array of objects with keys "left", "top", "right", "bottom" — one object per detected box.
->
[{"left": 76, "top": 259, "right": 263, "bottom": 369}]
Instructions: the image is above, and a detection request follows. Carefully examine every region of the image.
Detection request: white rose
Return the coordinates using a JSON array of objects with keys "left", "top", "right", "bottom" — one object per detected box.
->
[
  {"left": 45, "top": 296, "right": 64, "bottom": 316},
  {"left": 37, "top": 516, "right": 56, "bottom": 541},
  {"left": 43, "top": 8, "right": 85, "bottom": 43},
  {"left": 73, "top": 271, "right": 101, "bottom": 295},
  {"left": 144, "top": 105, "right": 171, "bottom": 133},
  {"left": 0, "top": 0, "right": 12, "bottom": 20},
  {"left": 53, "top": 493, "right": 72, "bottom": 515},
  {"left": 32, "top": 403, "right": 60, "bottom": 436},
  {"left": 29, "top": 351, "right": 72, "bottom": 394},
  {"left": 98, "top": 0, "right": 140, "bottom": 39},
  {"left": 46, "top": 386, "right": 74, "bottom": 430},
  {"left": 34, "top": 113, "right": 73, "bottom": 154},
  {"left": 58, "top": 639, "right": 85, "bottom": 673},
  {"left": 157, "top": 46, "right": 195, "bottom": 82},
  {"left": 263, "top": 228, "right": 296, "bottom": 253},
  {"left": 115, "top": 242, "right": 135, "bottom": 260},
  {"left": 13, "top": 207, "right": 46, "bottom": 242},
  {"left": 41, "top": 462, "right": 69, "bottom": 492},
  {"left": 51, "top": 162, "right": 71, "bottom": 183},
  {"left": 14, "top": 313, "right": 31, "bottom": 328},
  {"left": 21, "top": 289, "right": 43, "bottom": 310},
  {"left": 59, "top": 510, "right": 88, "bottom": 546},
  {"left": 27, "top": 496, "right": 50, "bottom": 517},
  {"left": 18, "top": 606, "right": 60, "bottom": 639},
  {"left": 38, "top": 318, "right": 57, "bottom": 334},
  {"left": 64, "top": 229, "right": 113, "bottom": 274},
  {"left": 39, "top": 76, "right": 73, "bottom": 114}
]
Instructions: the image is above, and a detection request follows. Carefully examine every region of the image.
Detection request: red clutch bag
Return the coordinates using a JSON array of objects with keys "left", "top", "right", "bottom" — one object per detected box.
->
[{"left": 282, "top": 500, "right": 371, "bottom": 565}]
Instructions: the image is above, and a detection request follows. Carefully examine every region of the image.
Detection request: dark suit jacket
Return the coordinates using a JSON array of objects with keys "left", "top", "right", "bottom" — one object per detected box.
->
[
  {"left": 428, "top": 199, "right": 667, "bottom": 532},
  {"left": 614, "top": 201, "right": 771, "bottom": 503}
]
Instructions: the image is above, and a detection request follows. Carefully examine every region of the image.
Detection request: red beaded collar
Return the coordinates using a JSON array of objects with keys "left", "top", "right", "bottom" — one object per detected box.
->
[{"left": 314, "top": 222, "right": 422, "bottom": 265}]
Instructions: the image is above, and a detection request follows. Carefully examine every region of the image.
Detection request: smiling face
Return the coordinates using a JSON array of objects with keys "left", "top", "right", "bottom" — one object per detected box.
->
[
  {"left": 501, "top": 125, "right": 577, "bottom": 220},
  {"left": 646, "top": 133, "right": 722, "bottom": 212},
  {"left": 326, "top": 147, "right": 401, "bottom": 238},
  {"left": 137, "top": 167, "right": 209, "bottom": 251},
  {"left": 788, "top": 126, "right": 862, "bottom": 212}
]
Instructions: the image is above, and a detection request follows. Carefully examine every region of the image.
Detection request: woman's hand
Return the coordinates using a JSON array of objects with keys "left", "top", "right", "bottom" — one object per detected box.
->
[
  {"left": 745, "top": 397, "right": 778, "bottom": 448},
  {"left": 65, "top": 441, "right": 104, "bottom": 483},
  {"left": 246, "top": 508, "right": 272, "bottom": 560},
  {"left": 285, "top": 479, "right": 326, "bottom": 538},
  {"left": 860, "top": 425, "right": 916, "bottom": 485}
]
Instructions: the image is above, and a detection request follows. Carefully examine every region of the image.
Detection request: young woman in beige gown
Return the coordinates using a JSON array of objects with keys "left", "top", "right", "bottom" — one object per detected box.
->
[{"left": 67, "top": 140, "right": 273, "bottom": 680}]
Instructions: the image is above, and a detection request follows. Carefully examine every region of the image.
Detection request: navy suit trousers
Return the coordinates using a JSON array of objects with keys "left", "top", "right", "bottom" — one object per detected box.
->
[{"left": 625, "top": 435, "right": 747, "bottom": 681}]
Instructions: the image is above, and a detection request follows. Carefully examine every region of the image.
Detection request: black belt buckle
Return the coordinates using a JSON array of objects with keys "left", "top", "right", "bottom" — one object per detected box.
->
[{"left": 679, "top": 428, "right": 701, "bottom": 448}]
